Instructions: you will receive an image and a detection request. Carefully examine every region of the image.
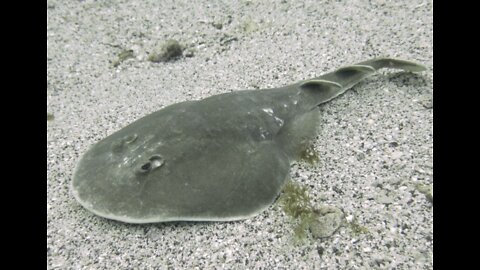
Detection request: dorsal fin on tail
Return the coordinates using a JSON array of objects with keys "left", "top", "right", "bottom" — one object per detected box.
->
[
  {"left": 299, "top": 79, "right": 343, "bottom": 105},
  {"left": 299, "top": 65, "right": 377, "bottom": 105},
  {"left": 324, "top": 65, "right": 377, "bottom": 91}
]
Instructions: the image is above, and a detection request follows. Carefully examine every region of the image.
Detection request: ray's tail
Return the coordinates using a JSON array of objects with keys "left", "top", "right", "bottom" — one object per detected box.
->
[
  {"left": 356, "top": 58, "right": 427, "bottom": 73},
  {"left": 299, "top": 57, "right": 427, "bottom": 106}
]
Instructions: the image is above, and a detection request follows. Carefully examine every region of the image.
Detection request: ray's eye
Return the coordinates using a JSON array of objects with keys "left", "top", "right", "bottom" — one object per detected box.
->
[
  {"left": 124, "top": 134, "right": 138, "bottom": 144},
  {"left": 111, "top": 134, "right": 138, "bottom": 153},
  {"left": 137, "top": 155, "right": 165, "bottom": 174},
  {"left": 149, "top": 155, "right": 165, "bottom": 169},
  {"left": 141, "top": 162, "right": 151, "bottom": 171}
]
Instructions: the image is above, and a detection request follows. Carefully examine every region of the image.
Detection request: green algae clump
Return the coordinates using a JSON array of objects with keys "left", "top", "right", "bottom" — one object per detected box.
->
[
  {"left": 279, "top": 182, "right": 316, "bottom": 241},
  {"left": 148, "top": 40, "right": 183, "bottom": 63},
  {"left": 298, "top": 143, "right": 320, "bottom": 165},
  {"left": 112, "top": 49, "right": 134, "bottom": 67},
  {"left": 279, "top": 182, "right": 345, "bottom": 241}
]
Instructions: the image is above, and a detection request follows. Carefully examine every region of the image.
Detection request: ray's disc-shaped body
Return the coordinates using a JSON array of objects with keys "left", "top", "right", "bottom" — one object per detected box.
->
[{"left": 72, "top": 58, "right": 426, "bottom": 223}]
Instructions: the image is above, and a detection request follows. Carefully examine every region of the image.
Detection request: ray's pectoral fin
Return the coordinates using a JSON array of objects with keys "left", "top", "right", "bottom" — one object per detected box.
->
[{"left": 188, "top": 140, "right": 291, "bottom": 221}]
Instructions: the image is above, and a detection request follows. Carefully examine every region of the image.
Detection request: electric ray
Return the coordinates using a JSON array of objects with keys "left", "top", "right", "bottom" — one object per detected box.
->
[{"left": 72, "top": 58, "right": 426, "bottom": 223}]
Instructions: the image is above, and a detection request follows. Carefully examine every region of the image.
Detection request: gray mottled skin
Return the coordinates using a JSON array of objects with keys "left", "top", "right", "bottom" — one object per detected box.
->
[{"left": 72, "top": 58, "right": 426, "bottom": 223}]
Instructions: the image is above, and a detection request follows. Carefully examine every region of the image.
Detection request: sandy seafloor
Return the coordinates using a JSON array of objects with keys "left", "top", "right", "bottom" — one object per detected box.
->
[{"left": 47, "top": 0, "right": 433, "bottom": 269}]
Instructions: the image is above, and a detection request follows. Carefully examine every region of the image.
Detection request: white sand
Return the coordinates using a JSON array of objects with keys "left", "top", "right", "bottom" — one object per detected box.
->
[{"left": 47, "top": 0, "right": 433, "bottom": 268}]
